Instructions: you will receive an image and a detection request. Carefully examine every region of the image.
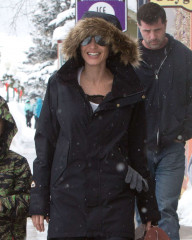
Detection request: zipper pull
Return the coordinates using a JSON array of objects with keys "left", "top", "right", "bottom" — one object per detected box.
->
[{"left": 155, "top": 70, "right": 158, "bottom": 80}]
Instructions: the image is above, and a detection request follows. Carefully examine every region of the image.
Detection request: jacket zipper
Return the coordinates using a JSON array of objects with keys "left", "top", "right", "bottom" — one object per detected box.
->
[
  {"left": 154, "top": 55, "right": 168, "bottom": 146},
  {"left": 143, "top": 54, "right": 168, "bottom": 146}
]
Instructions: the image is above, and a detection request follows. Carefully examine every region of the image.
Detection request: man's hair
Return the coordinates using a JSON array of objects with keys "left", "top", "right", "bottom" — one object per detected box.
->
[{"left": 137, "top": 2, "right": 167, "bottom": 25}]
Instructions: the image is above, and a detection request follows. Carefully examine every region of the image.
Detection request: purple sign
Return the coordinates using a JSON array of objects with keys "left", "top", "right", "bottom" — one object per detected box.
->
[{"left": 76, "top": 0, "right": 127, "bottom": 32}]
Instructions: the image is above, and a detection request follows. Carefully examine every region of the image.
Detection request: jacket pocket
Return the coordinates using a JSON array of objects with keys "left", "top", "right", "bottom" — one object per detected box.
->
[{"left": 50, "top": 137, "right": 70, "bottom": 186}]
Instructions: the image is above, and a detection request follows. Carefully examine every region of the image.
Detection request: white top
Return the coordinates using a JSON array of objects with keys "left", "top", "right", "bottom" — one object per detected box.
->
[{"left": 78, "top": 67, "right": 99, "bottom": 112}]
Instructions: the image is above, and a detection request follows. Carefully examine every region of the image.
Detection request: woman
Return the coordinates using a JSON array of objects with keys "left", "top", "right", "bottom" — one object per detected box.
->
[{"left": 29, "top": 12, "right": 160, "bottom": 240}]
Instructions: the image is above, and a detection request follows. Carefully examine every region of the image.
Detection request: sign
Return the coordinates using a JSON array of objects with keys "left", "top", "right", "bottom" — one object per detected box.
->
[
  {"left": 76, "top": 0, "right": 127, "bottom": 32},
  {"left": 150, "top": 0, "right": 192, "bottom": 11}
]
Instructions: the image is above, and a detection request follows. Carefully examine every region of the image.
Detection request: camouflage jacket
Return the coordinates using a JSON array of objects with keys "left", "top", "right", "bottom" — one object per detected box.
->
[{"left": 0, "top": 97, "right": 32, "bottom": 240}]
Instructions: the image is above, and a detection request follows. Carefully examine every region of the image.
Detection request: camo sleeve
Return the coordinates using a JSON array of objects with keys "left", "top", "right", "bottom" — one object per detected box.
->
[{"left": 0, "top": 153, "right": 32, "bottom": 219}]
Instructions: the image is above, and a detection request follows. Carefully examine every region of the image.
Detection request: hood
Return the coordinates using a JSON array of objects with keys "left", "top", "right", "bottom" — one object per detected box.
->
[
  {"left": 81, "top": 11, "right": 122, "bottom": 30},
  {"left": 62, "top": 17, "right": 140, "bottom": 67},
  {"left": 0, "top": 96, "right": 17, "bottom": 158}
]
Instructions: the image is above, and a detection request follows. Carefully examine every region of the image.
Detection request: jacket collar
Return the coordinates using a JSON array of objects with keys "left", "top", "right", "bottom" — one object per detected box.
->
[
  {"left": 57, "top": 58, "right": 144, "bottom": 99},
  {"left": 139, "top": 33, "right": 174, "bottom": 54}
]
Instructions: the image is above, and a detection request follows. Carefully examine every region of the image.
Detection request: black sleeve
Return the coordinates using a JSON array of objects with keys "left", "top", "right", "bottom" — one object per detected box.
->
[
  {"left": 29, "top": 75, "right": 60, "bottom": 216},
  {"left": 128, "top": 100, "right": 161, "bottom": 224}
]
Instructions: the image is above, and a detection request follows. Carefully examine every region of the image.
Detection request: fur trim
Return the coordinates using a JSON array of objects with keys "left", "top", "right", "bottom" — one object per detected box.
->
[{"left": 62, "top": 18, "right": 140, "bottom": 66}]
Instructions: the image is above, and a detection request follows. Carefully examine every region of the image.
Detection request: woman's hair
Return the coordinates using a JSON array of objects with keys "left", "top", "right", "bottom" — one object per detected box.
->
[{"left": 137, "top": 2, "right": 167, "bottom": 25}]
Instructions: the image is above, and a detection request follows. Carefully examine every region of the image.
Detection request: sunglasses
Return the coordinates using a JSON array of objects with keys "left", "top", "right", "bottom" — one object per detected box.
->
[{"left": 81, "top": 35, "right": 106, "bottom": 46}]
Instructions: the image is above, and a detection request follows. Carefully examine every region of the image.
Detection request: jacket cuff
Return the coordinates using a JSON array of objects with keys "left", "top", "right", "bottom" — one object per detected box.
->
[{"left": 29, "top": 189, "right": 50, "bottom": 216}]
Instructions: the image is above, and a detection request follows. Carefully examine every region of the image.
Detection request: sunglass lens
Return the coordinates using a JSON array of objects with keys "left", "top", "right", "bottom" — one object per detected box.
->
[
  {"left": 81, "top": 36, "right": 106, "bottom": 46},
  {"left": 81, "top": 36, "right": 92, "bottom": 46},
  {"left": 95, "top": 35, "right": 106, "bottom": 46}
]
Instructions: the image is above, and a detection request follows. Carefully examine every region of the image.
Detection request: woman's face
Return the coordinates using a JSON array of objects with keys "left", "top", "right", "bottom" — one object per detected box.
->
[{"left": 80, "top": 36, "right": 109, "bottom": 67}]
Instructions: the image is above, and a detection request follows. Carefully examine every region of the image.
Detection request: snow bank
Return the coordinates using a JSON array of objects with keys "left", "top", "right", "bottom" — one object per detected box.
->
[{"left": 178, "top": 183, "right": 192, "bottom": 226}]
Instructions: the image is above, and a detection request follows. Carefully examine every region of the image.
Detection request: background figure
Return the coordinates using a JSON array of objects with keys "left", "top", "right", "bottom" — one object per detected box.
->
[
  {"left": 32, "top": 99, "right": 37, "bottom": 126},
  {"left": 0, "top": 96, "right": 32, "bottom": 239},
  {"left": 135, "top": 3, "right": 192, "bottom": 240},
  {"left": 24, "top": 100, "right": 33, "bottom": 128},
  {"left": 34, "top": 97, "right": 43, "bottom": 129},
  {"left": 29, "top": 11, "right": 160, "bottom": 240}
]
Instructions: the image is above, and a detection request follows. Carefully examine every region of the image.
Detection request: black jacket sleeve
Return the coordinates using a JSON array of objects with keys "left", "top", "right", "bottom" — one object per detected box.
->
[
  {"left": 29, "top": 74, "right": 60, "bottom": 216},
  {"left": 128, "top": 100, "right": 161, "bottom": 224},
  {"left": 180, "top": 49, "right": 192, "bottom": 141}
]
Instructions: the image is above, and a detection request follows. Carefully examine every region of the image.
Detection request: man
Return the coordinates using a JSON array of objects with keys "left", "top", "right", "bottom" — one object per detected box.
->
[{"left": 135, "top": 2, "right": 192, "bottom": 240}]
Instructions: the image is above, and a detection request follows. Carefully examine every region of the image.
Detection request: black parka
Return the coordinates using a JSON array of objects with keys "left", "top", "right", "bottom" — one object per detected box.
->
[
  {"left": 29, "top": 16, "right": 160, "bottom": 239},
  {"left": 29, "top": 59, "right": 160, "bottom": 239}
]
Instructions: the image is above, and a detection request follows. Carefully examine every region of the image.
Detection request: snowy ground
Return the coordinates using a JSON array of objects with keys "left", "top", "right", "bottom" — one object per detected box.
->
[{"left": 6, "top": 100, "right": 192, "bottom": 239}]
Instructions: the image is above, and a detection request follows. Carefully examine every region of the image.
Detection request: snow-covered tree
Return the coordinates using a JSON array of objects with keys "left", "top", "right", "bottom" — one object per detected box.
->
[
  {"left": 49, "top": 0, "right": 75, "bottom": 45},
  {"left": 25, "top": 0, "right": 71, "bottom": 64},
  {"left": 23, "top": 0, "right": 75, "bottom": 100}
]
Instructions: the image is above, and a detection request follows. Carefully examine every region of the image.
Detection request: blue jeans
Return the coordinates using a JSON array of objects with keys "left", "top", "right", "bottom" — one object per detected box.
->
[{"left": 136, "top": 142, "right": 185, "bottom": 240}]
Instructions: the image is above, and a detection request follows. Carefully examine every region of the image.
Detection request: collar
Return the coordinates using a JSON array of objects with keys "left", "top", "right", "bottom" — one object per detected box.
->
[
  {"left": 57, "top": 58, "right": 144, "bottom": 99},
  {"left": 139, "top": 33, "right": 174, "bottom": 53}
]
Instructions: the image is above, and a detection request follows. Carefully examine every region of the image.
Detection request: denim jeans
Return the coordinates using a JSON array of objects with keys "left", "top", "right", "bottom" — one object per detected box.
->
[{"left": 136, "top": 141, "right": 185, "bottom": 240}]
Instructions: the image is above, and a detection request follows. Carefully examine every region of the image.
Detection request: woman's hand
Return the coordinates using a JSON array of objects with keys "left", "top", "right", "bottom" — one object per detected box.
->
[
  {"left": 32, "top": 215, "right": 49, "bottom": 232},
  {"left": 145, "top": 221, "right": 152, "bottom": 231}
]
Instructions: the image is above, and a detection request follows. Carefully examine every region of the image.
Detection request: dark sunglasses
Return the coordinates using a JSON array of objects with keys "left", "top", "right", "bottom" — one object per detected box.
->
[{"left": 81, "top": 35, "right": 106, "bottom": 46}]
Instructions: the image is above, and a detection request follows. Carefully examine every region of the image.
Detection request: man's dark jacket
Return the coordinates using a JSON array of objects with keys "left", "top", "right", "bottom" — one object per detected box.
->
[{"left": 135, "top": 34, "right": 192, "bottom": 149}]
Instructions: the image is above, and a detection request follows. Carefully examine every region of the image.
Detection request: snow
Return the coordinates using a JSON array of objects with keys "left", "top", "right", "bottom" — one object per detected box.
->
[
  {"left": 9, "top": 101, "right": 36, "bottom": 171},
  {"left": 0, "top": 34, "right": 32, "bottom": 79},
  {"left": 49, "top": 8, "right": 75, "bottom": 27},
  {"left": 52, "top": 19, "right": 75, "bottom": 43},
  {"left": 178, "top": 183, "right": 192, "bottom": 226}
]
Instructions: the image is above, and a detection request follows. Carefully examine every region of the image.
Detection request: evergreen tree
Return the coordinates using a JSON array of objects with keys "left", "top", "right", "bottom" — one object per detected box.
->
[
  {"left": 25, "top": 0, "right": 71, "bottom": 64},
  {"left": 23, "top": 0, "right": 74, "bottom": 100}
]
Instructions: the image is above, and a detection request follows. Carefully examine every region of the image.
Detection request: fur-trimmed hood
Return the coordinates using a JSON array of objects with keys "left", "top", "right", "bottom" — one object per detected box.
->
[{"left": 62, "top": 17, "right": 140, "bottom": 67}]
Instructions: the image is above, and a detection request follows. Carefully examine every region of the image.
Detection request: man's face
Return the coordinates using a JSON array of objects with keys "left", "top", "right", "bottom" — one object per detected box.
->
[{"left": 138, "top": 18, "right": 167, "bottom": 50}]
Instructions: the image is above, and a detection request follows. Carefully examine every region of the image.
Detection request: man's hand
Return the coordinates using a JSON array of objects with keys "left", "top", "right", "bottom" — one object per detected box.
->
[{"left": 32, "top": 215, "right": 49, "bottom": 232}]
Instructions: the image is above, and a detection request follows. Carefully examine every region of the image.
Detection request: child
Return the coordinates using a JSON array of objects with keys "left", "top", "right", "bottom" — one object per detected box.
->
[{"left": 0, "top": 96, "right": 32, "bottom": 239}]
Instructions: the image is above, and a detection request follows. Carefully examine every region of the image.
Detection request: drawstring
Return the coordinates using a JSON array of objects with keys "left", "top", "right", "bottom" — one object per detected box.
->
[{"left": 155, "top": 229, "right": 159, "bottom": 240}]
